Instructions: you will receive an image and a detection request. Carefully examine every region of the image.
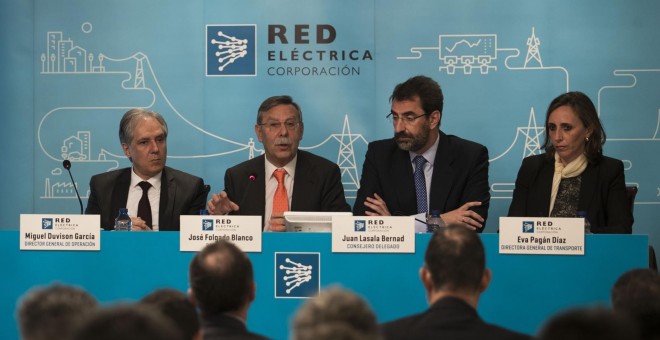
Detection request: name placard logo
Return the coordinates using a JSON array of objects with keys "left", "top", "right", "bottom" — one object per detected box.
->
[
  {"left": 202, "top": 219, "right": 214, "bottom": 231},
  {"left": 354, "top": 220, "right": 366, "bottom": 232},
  {"left": 522, "top": 221, "right": 534, "bottom": 233},
  {"left": 42, "top": 218, "right": 53, "bottom": 229}
]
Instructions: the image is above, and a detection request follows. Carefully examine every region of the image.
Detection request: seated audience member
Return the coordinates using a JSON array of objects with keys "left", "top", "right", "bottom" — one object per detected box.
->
[
  {"left": 72, "top": 304, "right": 184, "bottom": 340},
  {"left": 86, "top": 108, "right": 207, "bottom": 231},
  {"left": 292, "top": 286, "right": 380, "bottom": 340},
  {"left": 611, "top": 268, "right": 660, "bottom": 340},
  {"left": 188, "top": 240, "right": 269, "bottom": 339},
  {"left": 508, "top": 91, "right": 633, "bottom": 233},
  {"left": 17, "top": 283, "right": 99, "bottom": 340},
  {"left": 537, "top": 307, "right": 640, "bottom": 340},
  {"left": 353, "top": 75, "right": 490, "bottom": 232},
  {"left": 207, "top": 95, "right": 351, "bottom": 231},
  {"left": 140, "top": 288, "right": 202, "bottom": 340},
  {"left": 381, "top": 225, "right": 531, "bottom": 340}
]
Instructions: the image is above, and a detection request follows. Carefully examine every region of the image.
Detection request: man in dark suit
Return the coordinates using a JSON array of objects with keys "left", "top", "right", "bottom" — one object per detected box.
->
[
  {"left": 188, "top": 240, "right": 269, "bottom": 340},
  {"left": 207, "top": 95, "right": 350, "bottom": 231},
  {"left": 85, "top": 109, "right": 207, "bottom": 231},
  {"left": 381, "top": 225, "right": 532, "bottom": 340},
  {"left": 353, "top": 75, "right": 490, "bottom": 232}
]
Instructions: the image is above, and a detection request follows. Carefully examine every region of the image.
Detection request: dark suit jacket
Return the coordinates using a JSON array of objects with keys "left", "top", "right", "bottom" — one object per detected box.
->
[
  {"left": 508, "top": 154, "right": 633, "bottom": 234},
  {"left": 85, "top": 166, "right": 207, "bottom": 231},
  {"left": 381, "top": 297, "right": 532, "bottom": 340},
  {"left": 223, "top": 150, "right": 351, "bottom": 226},
  {"left": 353, "top": 131, "right": 490, "bottom": 230},
  {"left": 202, "top": 314, "right": 270, "bottom": 340}
]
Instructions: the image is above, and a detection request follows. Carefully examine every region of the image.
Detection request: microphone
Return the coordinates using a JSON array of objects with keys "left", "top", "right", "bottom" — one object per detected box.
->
[
  {"left": 235, "top": 173, "right": 258, "bottom": 213},
  {"left": 63, "top": 160, "right": 84, "bottom": 214}
]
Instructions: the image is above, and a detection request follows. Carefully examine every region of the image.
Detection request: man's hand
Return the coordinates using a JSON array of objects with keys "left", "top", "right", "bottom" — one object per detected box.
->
[
  {"left": 130, "top": 217, "right": 152, "bottom": 231},
  {"left": 440, "top": 201, "right": 484, "bottom": 230},
  {"left": 363, "top": 193, "right": 392, "bottom": 216},
  {"left": 207, "top": 191, "right": 239, "bottom": 215},
  {"left": 269, "top": 213, "right": 286, "bottom": 232}
]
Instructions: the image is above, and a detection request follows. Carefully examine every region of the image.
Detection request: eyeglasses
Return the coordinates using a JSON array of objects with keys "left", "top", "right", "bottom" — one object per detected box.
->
[
  {"left": 258, "top": 119, "right": 301, "bottom": 131},
  {"left": 386, "top": 112, "right": 427, "bottom": 125}
]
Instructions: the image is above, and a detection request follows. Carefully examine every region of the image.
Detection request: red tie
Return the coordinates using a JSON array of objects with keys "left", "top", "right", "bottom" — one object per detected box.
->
[{"left": 272, "top": 169, "right": 289, "bottom": 216}]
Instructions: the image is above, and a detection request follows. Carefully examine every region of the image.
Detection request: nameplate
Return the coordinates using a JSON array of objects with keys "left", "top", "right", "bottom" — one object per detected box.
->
[
  {"left": 331, "top": 216, "right": 415, "bottom": 253},
  {"left": 499, "top": 217, "right": 585, "bottom": 255},
  {"left": 180, "top": 215, "right": 262, "bottom": 252},
  {"left": 20, "top": 214, "right": 101, "bottom": 251}
]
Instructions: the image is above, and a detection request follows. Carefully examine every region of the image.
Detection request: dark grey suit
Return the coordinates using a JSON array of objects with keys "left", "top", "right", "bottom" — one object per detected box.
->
[
  {"left": 85, "top": 166, "right": 207, "bottom": 230},
  {"left": 508, "top": 154, "right": 633, "bottom": 233},
  {"left": 381, "top": 297, "right": 532, "bottom": 340},
  {"left": 223, "top": 150, "right": 351, "bottom": 226},
  {"left": 202, "top": 314, "right": 270, "bottom": 340},
  {"left": 353, "top": 131, "right": 490, "bottom": 230}
]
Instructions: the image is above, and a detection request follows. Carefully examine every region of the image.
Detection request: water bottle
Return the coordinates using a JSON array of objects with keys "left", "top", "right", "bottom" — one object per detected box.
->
[
  {"left": 114, "top": 208, "right": 132, "bottom": 231},
  {"left": 426, "top": 210, "right": 445, "bottom": 233},
  {"left": 576, "top": 211, "right": 591, "bottom": 234}
]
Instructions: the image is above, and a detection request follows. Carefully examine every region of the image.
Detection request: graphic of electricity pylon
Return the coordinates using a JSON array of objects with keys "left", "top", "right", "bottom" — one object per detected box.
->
[
  {"left": 134, "top": 53, "right": 146, "bottom": 89},
  {"left": 336, "top": 115, "right": 361, "bottom": 197},
  {"left": 522, "top": 107, "right": 544, "bottom": 158},
  {"left": 524, "top": 27, "right": 543, "bottom": 68}
]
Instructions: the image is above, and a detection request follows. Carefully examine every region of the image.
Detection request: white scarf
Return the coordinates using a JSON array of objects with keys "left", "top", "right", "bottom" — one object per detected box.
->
[{"left": 549, "top": 152, "right": 588, "bottom": 215}]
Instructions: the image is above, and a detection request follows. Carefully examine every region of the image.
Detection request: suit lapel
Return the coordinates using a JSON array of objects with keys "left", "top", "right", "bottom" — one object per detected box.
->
[
  {"left": 536, "top": 158, "right": 554, "bottom": 216},
  {"left": 578, "top": 162, "right": 597, "bottom": 212},
  {"left": 429, "top": 132, "right": 453, "bottom": 212},
  {"left": 159, "top": 167, "right": 175, "bottom": 228},
  {"left": 391, "top": 147, "right": 417, "bottom": 215},
  {"left": 111, "top": 169, "right": 131, "bottom": 223},
  {"left": 291, "top": 151, "right": 311, "bottom": 211}
]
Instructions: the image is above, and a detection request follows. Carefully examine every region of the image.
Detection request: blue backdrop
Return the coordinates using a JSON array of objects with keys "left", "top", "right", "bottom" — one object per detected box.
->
[{"left": 1, "top": 1, "right": 658, "bottom": 250}]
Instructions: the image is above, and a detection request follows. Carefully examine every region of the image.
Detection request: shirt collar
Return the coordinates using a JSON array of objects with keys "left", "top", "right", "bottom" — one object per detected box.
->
[
  {"left": 265, "top": 154, "right": 297, "bottom": 178},
  {"left": 130, "top": 167, "right": 162, "bottom": 189},
  {"left": 409, "top": 132, "right": 439, "bottom": 166}
]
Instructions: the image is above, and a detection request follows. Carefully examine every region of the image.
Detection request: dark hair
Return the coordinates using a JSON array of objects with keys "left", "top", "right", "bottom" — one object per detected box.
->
[
  {"left": 390, "top": 75, "right": 444, "bottom": 117},
  {"left": 17, "top": 283, "right": 98, "bottom": 340},
  {"left": 72, "top": 304, "right": 184, "bottom": 340},
  {"left": 543, "top": 91, "right": 605, "bottom": 163},
  {"left": 119, "top": 108, "right": 168, "bottom": 145},
  {"left": 140, "top": 288, "right": 200, "bottom": 340},
  {"left": 256, "top": 95, "right": 303, "bottom": 124},
  {"left": 424, "top": 225, "right": 485, "bottom": 292},
  {"left": 188, "top": 240, "right": 254, "bottom": 316},
  {"left": 611, "top": 269, "right": 660, "bottom": 340},
  {"left": 538, "top": 307, "right": 640, "bottom": 340}
]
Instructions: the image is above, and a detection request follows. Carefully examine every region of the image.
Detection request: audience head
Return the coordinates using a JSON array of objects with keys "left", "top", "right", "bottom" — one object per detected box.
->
[
  {"left": 422, "top": 225, "right": 489, "bottom": 296},
  {"left": 140, "top": 288, "right": 201, "bottom": 340},
  {"left": 17, "top": 283, "right": 98, "bottom": 340},
  {"left": 388, "top": 75, "right": 442, "bottom": 153},
  {"left": 292, "top": 286, "right": 380, "bottom": 340},
  {"left": 72, "top": 304, "right": 184, "bottom": 340},
  {"left": 611, "top": 268, "right": 660, "bottom": 340},
  {"left": 188, "top": 239, "right": 255, "bottom": 317},
  {"left": 543, "top": 91, "right": 605, "bottom": 164},
  {"left": 255, "top": 95, "right": 304, "bottom": 167},
  {"left": 118, "top": 108, "right": 168, "bottom": 179},
  {"left": 538, "top": 307, "right": 640, "bottom": 340}
]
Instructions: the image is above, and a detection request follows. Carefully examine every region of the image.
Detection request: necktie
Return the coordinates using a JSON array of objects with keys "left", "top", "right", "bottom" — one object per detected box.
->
[
  {"left": 272, "top": 169, "right": 289, "bottom": 216},
  {"left": 137, "top": 181, "right": 152, "bottom": 228},
  {"left": 413, "top": 155, "right": 427, "bottom": 214}
]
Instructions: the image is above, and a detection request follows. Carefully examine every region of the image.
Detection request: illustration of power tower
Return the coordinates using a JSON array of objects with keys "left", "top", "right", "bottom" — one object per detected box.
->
[
  {"left": 524, "top": 27, "right": 543, "bottom": 68},
  {"left": 522, "top": 107, "right": 544, "bottom": 158},
  {"left": 134, "top": 53, "right": 146, "bottom": 88},
  {"left": 336, "top": 115, "right": 361, "bottom": 198}
]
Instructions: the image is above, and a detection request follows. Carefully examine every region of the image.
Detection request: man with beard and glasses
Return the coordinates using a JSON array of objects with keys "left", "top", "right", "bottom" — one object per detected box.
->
[
  {"left": 353, "top": 76, "right": 490, "bottom": 232},
  {"left": 207, "top": 95, "right": 351, "bottom": 231}
]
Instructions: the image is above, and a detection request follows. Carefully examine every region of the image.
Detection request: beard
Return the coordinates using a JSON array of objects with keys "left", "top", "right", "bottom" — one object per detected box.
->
[{"left": 395, "top": 121, "right": 431, "bottom": 152}]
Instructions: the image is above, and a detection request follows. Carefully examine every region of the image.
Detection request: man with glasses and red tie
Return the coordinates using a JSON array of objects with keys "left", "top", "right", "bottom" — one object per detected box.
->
[
  {"left": 353, "top": 76, "right": 490, "bottom": 232},
  {"left": 207, "top": 95, "right": 351, "bottom": 231}
]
